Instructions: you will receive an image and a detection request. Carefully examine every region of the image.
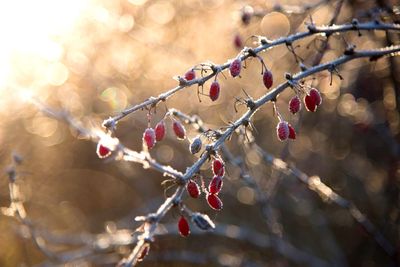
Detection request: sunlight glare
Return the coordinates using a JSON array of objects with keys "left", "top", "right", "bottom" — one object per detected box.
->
[{"left": 0, "top": 0, "right": 89, "bottom": 89}]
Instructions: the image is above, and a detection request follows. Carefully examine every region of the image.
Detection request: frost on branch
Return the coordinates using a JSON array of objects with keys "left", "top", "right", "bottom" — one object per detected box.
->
[{"left": 1, "top": 1, "right": 399, "bottom": 267}]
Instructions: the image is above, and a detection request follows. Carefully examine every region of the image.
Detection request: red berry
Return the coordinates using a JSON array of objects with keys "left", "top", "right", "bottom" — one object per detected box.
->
[
  {"left": 173, "top": 120, "right": 186, "bottom": 140},
  {"left": 184, "top": 69, "right": 196, "bottom": 81},
  {"left": 241, "top": 6, "right": 253, "bottom": 25},
  {"left": 209, "top": 80, "right": 220, "bottom": 101},
  {"left": 276, "top": 121, "right": 289, "bottom": 141},
  {"left": 304, "top": 94, "right": 317, "bottom": 112},
  {"left": 289, "top": 95, "right": 301, "bottom": 114},
  {"left": 178, "top": 216, "right": 190, "bottom": 237},
  {"left": 155, "top": 120, "right": 166, "bottom": 141},
  {"left": 309, "top": 88, "right": 322, "bottom": 106},
  {"left": 186, "top": 180, "right": 200, "bottom": 198},
  {"left": 96, "top": 143, "right": 112, "bottom": 158},
  {"left": 209, "top": 176, "right": 223, "bottom": 194},
  {"left": 229, "top": 58, "right": 241, "bottom": 77},
  {"left": 263, "top": 69, "right": 273, "bottom": 89},
  {"left": 288, "top": 124, "right": 296, "bottom": 139},
  {"left": 207, "top": 194, "right": 223, "bottom": 210},
  {"left": 138, "top": 245, "right": 149, "bottom": 262},
  {"left": 234, "top": 34, "right": 243, "bottom": 49},
  {"left": 143, "top": 128, "right": 156, "bottom": 149},
  {"left": 212, "top": 158, "right": 225, "bottom": 176}
]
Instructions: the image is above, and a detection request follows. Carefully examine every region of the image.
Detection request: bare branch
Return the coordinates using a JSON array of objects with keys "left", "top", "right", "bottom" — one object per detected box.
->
[{"left": 255, "top": 145, "right": 396, "bottom": 257}]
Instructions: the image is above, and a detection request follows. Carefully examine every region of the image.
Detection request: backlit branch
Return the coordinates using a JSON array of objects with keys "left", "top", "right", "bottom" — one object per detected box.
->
[
  {"left": 254, "top": 144, "right": 396, "bottom": 257},
  {"left": 102, "top": 21, "right": 400, "bottom": 129},
  {"left": 119, "top": 46, "right": 400, "bottom": 266}
]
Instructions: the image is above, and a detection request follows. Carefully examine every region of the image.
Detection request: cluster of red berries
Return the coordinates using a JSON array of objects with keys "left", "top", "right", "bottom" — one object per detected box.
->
[
  {"left": 179, "top": 158, "right": 225, "bottom": 237},
  {"left": 229, "top": 57, "right": 273, "bottom": 90},
  {"left": 304, "top": 88, "right": 322, "bottom": 112},
  {"left": 186, "top": 157, "right": 225, "bottom": 211},
  {"left": 207, "top": 158, "right": 224, "bottom": 210},
  {"left": 276, "top": 87, "right": 322, "bottom": 141},
  {"left": 276, "top": 120, "right": 296, "bottom": 141},
  {"left": 289, "top": 88, "right": 322, "bottom": 114},
  {"left": 142, "top": 119, "right": 186, "bottom": 150},
  {"left": 184, "top": 69, "right": 221, "bottom": 102},
  {"left": 95, "top": 118, "right": 187, "bottom": 158},
  {"left": 177, "top": 212, "right": 215, "bottom": 237}
]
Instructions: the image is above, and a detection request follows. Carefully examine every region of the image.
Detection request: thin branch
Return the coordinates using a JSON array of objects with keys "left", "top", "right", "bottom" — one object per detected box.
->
[
  {"left": 1, "top": 156, "right": 67, "bottom": 262},
  {"left": 311, "top": 0, "right": 345, "bottom": 66},
  {"left": 102, "top": 21, "right": 400, "bottom": 129},
  {"left": 32, "top": 99, "right": 184, "bottom": 180},
  {"left": 171, "top": 108, "right": 283, "bottom": 236},
  {"left": 34, "top": 221, "right": 330, "bottom": 267},
  {"left": 272, "top": 0, "right": 330, "bottom": 16},
  {"left": 119, "top": 45, "right": 400, "bottom": 266},
  {"left": 254, "top": 144, "right": 396, "bottom": 257}
]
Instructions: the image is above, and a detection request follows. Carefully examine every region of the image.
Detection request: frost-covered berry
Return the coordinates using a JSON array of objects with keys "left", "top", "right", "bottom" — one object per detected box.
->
[
  {"left": 288, "top": 124, "right": 296, "bottom": 140},
  {"left": 190, "top": 136, "right": 202, "bottom": 154},
  {"left": 234, "top": 34, "right": 243, "bottom": 49},
  {"left": 207, "top": 193, "right": 223, "bottom": 210},
  {"left": 212, "top": 158, "right": 225, "bottom": 176},
  {"left": 309, "top": 88, "right": 322, "bottom": 106},
  {"left": 184, "top": 69, "right": 196, "bottom": 81},
  {"left": 192, "top": 212, "right": 215, "bottom": 230},
  {"left": 96, "top": 143, "right": 111, "bottom": 158},
  {"left": 263, "top": 69, "right": 273, "bottom": 89},
  {"left": 289, "top": 95, "right": 301, "bottom": 114},
  {"left": 304, "top": 94, "right": 316, "bottom": 112},
  {"left": 96, "top": 136, "right": 119, "bottom": 158},
  {"left": 276, "top": 121, "right": 289, "bottom": 141},
  {"left": 187, "top": 180, "right": 200, "bottom": 198},
  {"left": 154, "top": 120, "right": 166, "bottom": 141},
  {"left": 209, "top": 80, "right": 220, "bottom": 101},
  {"left": 229, "top": 58, "right": 241, "bottom": 77},
  {"left": 208, "top": 176, "right": 223, "bottom": 194},
  {"left": 178, "top": 216, "right": 190, "bottom": 237},
  {"left": 138, "top": 245, "right": 150, "bottom": 262},
  {"left": 241, "top": 5, "right": 253, "bottom": 25},
  {"left": 173, "top": 120, "right": 186, "bottom": 140},
  {"left": 143, "top": 128, "right": 156, "bottom": 149},
  {"left": 304, "top": 88, "right": 322, "bottom": 112}
]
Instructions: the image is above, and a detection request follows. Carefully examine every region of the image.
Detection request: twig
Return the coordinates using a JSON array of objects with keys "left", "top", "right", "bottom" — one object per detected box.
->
[
  {"left": 32, "top": 99, "right": 184, "bottom": 180},
  {"left": 311, "top": 0, "right": 345, "bottom": 66},
  {"left": 171, "top": 108, "right": 283, "bottom": 236},
  {"left": 254, "top": 144, "right": 396, "bottom": 257},
  {"left": 34, "top": 221, "right": 330, "bottom": 267},
  {"left": 102, "top": 21, "right": 400, "bottom": 129},
  {"left": 119, "top": 46, "right": 400, "bottom": 265}
]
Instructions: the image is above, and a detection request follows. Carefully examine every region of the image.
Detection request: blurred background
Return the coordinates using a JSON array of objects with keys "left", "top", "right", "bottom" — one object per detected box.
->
[{"left": 0, "top": 0, "right": 399, "bottom": 266}]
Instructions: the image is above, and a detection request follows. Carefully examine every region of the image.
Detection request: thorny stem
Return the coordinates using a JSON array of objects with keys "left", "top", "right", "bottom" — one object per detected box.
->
[
  {"left": 311, "top": 0, "right": 345, "bottom": 66},
  {"left": 265, "top": 0, "right": 346, "bottom": 238},
  {"left": 172, "top": 108, "right": 284, "bottom": 237},
  {"left": 172, "top": 108, "right": 395, "bottom": 259},
  {"left": 102, "top": 21, "right": 400, "bottom": 129},
  {"left": 119, "top": 47, "right": 400, "bottom": 266},
  {"left": 6, "top": 161, "right": 325, "bottom": 266}
]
